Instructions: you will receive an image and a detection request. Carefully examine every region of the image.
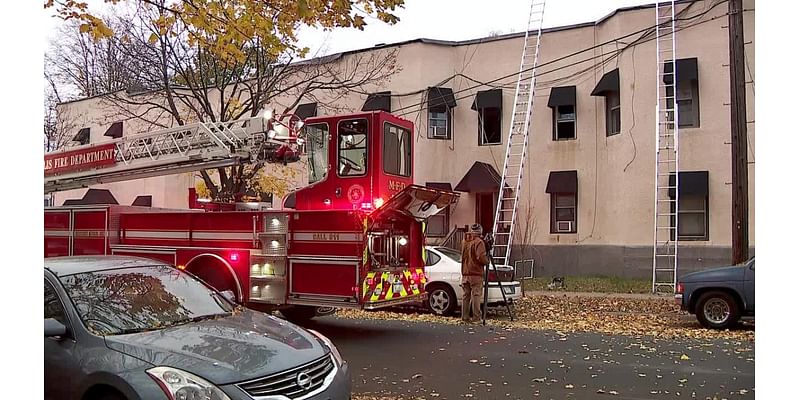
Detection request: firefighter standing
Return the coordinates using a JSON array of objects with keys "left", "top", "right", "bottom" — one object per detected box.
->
[{"left": 461, "top": 223, "right": 489, "bottom": 323}]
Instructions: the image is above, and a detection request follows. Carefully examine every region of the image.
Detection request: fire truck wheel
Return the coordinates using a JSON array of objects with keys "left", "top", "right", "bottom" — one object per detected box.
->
[
  {"left": 280, "top": 305, "right": 318, "bottom": 323},
  {"left": 426, "top": 283, "right": 457, "bottom": 316}
]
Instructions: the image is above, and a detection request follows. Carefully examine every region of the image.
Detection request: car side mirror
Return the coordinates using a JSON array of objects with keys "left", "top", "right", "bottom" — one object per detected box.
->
[
  {"left": 220, "top": 290, "right": 237, "bottom": 303},
  {"left": 45, "top": 318, "right": 67, "bottom": 338}
]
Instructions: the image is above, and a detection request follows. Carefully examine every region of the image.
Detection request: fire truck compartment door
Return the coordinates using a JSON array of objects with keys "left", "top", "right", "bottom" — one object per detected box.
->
[
  {"left": 288, "top": 258, "right": 359, "bottom": 302},
  {"left": 373, "top": 185, "right": 459, "bottom": 221}
]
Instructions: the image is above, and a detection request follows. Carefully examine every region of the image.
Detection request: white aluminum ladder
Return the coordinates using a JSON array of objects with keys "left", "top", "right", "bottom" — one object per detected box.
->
[
  {"left": 652, "top": 0, "right": 680, "bottom": 294},
  {"left": 490, "top": 0, "right": 546, "bottom": 267},
  {"left": 44, "top": 116, "right": 298, "bottom": 193}
]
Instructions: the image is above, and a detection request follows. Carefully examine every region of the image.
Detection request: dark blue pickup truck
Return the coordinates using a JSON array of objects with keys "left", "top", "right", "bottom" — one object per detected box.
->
[{"left": 675, "top": 257, "right": 755, "bottom": 329}]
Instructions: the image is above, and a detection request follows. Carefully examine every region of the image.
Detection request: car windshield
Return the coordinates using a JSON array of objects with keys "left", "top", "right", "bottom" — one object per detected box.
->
[
  {"left": 435, "top": 247, "right": 462, "bottom": 263},
  {"left": 59, "top": 265, "right": 235, "bottom": 336}
]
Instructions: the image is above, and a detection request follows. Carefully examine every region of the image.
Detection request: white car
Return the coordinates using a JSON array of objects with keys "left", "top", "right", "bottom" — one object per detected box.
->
[{"left": 424, "top": 246, "right": 522, "bottom": 316}]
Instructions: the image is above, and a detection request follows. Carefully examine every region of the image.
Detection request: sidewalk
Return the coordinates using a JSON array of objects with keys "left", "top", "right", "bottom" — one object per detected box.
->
[{"left": 525, "top": 290, "right": 668, "bottom": 300}]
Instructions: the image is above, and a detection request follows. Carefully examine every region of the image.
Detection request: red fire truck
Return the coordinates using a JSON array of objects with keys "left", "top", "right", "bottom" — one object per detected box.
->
[{"left": 44, "top": 110, "right": 459, "bottom": 321}]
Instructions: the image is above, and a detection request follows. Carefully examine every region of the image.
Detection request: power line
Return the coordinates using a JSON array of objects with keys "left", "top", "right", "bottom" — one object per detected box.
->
[{"left": 390, "top": 0, "right": 726, "bottom": 118}]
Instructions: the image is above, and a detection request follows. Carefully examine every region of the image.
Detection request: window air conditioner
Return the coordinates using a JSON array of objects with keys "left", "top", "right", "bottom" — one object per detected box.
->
[
  {"left": 556, "top": 221, "right": 573, "bottom": 233},
  {"left": 430, "top": 126, "right": 448, "bottom": 139}
]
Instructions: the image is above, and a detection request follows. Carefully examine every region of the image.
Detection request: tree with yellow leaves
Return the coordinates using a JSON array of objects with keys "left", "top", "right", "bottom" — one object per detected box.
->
[{"left": 46, "top": 0, "right": 401, "bottom": 202}]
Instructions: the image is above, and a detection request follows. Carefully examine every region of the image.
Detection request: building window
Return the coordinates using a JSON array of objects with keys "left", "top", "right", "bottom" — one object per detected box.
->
[
  {"left": 426, "top": 207, "right": 449, "bottom": 238},
  {"left": 337, "top": 119, "right": 368, "bottom": 177},
  {"left": 383, "top": 122, "right": 412, "bottom": 177},
  {"left": 547, "top": 87, "right": 577, "bottom": 141},
  {"left": 675, "top": 195, "right": 708, "bottom": 240},
  {"left": 666, "top": 80, "right": 700, "bottom": 128},
  {"left": 606, "top": 91, "right": 621, "bottom": 136},
  {"left": 428, "top": 106, "right": 452, "bottom": 139},
  {"left": 669, "top": 171, "right": 709, "bottom": 241},
  {"left": 473, "top": 88, "right": 503, "bottom": 146},
  {"left": 553, "top": 105, "right": 576, "bottom": 140},
  {"left": 72, "top": 127, "right": 90, "bottom": 145},
  {"left": 478, "top": 108, "right": 502, "bottom": 145},
  {"left": 427, "top": 87, "right": 457, "bottom": 140},
  {"left": 550, "top": 193, "right": 577, "bottom": 233},
  {"left": 590, "top": 69, "right": 621, "bottom": 137},
  {"left": 663, "top": 58, "right": 700, "bottom": 128},
  {"left": 545, "top": 170, "right": 578, "bottom": 234}
]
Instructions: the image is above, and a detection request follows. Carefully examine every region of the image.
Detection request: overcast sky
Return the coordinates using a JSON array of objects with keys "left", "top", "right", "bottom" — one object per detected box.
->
[{"left": 44, "top": 0, "right": 653, "bottom": 56}]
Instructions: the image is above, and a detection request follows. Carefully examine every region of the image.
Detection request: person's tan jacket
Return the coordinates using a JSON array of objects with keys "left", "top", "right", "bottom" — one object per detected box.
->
[{"left": 461, "top": 237, "right": 489, "bottom": 277}]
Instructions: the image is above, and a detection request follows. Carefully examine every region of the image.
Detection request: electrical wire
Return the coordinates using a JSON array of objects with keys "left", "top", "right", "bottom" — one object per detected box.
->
[{"left": 389, "top": 0, "right": 727, "bottom": 118}]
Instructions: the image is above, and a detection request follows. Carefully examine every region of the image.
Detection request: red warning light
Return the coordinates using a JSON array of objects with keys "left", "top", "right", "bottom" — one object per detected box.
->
[{"left": 229, "top": 253, "right": 240, "bottom": 262}]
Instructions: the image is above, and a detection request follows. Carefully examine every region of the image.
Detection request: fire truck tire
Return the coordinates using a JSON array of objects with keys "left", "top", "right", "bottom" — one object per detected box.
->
[
  {"left": 426, "top": 283, "right": 457, "bottom": 316},
  {"left": 280, "top": 305, "right": 318, "bottom": 322}
]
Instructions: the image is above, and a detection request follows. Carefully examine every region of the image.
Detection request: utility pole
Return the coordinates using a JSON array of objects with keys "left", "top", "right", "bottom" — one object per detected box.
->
[{"left": 728, "top": 0, "right": 749, "bottom": 264}]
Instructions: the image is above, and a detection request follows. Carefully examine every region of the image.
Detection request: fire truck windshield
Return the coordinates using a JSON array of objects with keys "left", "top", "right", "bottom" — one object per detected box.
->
[
  {"left": 337, "top": 119, "right": 368, "bottom": 177},
  {"left": 305, "top": 123, "right": 329, "bottom": 184}
]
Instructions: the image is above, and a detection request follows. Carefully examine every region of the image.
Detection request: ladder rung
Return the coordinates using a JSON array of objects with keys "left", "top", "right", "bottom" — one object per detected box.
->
[{"left": 655, "top": 255, "right": 676, "bottom": 258}]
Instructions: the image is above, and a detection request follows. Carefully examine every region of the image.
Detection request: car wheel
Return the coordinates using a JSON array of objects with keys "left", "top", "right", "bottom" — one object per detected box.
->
[
  {"left": 695, "top": 291, "right": 741, "bottom": 330},
  {"left": 426, "top": 284, "right": 457, "bottom": 316},
  {"left": 280, "top": 305, "right": 318, "bottom": 323}
]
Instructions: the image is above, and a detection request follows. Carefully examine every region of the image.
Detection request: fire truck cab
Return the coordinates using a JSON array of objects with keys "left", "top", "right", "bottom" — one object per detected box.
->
[{"left": 44, "top": 110, "right": 459, "bottom": 321}]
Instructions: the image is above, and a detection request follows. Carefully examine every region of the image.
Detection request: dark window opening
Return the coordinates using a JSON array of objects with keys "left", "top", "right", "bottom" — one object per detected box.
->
[
  {"left": 337, "top": 119, "right": 368, "bottom": 177},
  {"left": 479, "top": 107, "right": 502, "bottom": 145},
  {"left": 383, "top": 122, "right": 412, "bottom": 177},
  {"left": 553, "top": 105, "right": 576, "bottom": 140},
  {"left": 550, "top": 193, "right": 577, "bottom": 233},
  {"left": 606, "top": 92, "right": 621, "bottom": 136}
]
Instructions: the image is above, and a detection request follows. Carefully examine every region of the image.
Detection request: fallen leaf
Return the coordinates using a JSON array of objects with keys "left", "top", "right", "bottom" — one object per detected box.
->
[
  {"left": 680, "top": 354, "right": 691, "bottom": 360},
  {"left": 609, "top": 390, "right": 619, "bottom": 395},
  {"left": 565, "top": 384, "right": 574, "bottom": 389},
  {"left": 532, "top": 378, "right": 546, "bottom": 383}
]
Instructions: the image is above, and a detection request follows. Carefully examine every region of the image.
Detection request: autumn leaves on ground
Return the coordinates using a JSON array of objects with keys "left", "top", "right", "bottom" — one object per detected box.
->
[{"left": 337, "top": 293, "right": 754, "bottom": 342}]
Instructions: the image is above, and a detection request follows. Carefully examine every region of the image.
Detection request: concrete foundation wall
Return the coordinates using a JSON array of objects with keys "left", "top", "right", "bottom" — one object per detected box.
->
[{"left": 510, "top": 245, "right": 756, "bottom": 280}]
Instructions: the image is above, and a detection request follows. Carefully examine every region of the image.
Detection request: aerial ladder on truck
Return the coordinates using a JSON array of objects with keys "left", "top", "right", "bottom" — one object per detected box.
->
[
  {"left": 482, "top": 0, "right": 547, "bottom": 325},
  {"left": 44, "top": 110, "right": 304, "bottom": 194}
]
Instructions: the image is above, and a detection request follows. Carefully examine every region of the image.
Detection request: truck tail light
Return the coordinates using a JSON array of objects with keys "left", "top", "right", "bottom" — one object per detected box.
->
[
  {"left": 676, "top": 282, "right": 684, "bottom": 294},
  {"left": 487, "top": 271, "right": 498, "bottom": 282},
  {"left": 229, "top": 252, "right": 240, "bottom": 262}
]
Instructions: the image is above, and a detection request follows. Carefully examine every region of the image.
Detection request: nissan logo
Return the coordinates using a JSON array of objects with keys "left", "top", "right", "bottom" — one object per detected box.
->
[{"left": 296, "top": 371, "right": 312, "bottom": 390}]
